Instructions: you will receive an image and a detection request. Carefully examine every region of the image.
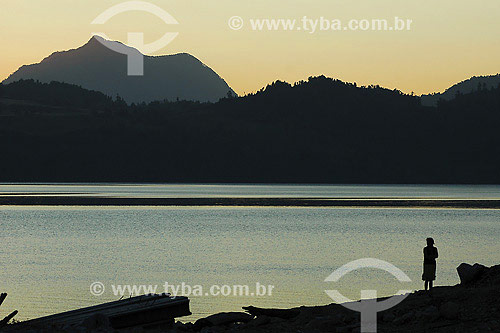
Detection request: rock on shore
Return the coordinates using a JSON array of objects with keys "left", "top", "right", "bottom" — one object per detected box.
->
[
  {"left": 171, "top": 263, "right": 500, "bottom": 333},
  {"left": 7, "top": 263, "right": 500, "bottom": 332}
]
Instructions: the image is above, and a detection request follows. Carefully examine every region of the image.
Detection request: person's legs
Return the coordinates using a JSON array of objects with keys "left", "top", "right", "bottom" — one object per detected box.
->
[
  {"left": 429, "top": 281, "right": 433, "bottom": 290},
  {"left": 424, "top": 280, "right": 429, "bottom": 291}
]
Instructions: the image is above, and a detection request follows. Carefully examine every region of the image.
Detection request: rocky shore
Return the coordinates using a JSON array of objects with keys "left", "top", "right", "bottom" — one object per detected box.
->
[{"left": 6, "top": 263, "right": 500, "bottom": 333}]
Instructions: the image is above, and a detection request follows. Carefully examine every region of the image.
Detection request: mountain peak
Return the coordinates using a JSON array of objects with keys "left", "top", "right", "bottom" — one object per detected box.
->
[
  {"left": 83, "top": 35, "right": 143, "bottom": 56},
  {"left": 86, "top": 35, "right": 106, "bottom": 46},
  {"left": 2, "top": 37, "right": 236, "bottom": 103}
]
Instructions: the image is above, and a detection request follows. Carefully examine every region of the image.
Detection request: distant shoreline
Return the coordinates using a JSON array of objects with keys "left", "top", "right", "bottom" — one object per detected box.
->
[{"left": 1, "top": 196, "right": 500, "bottom": 208}]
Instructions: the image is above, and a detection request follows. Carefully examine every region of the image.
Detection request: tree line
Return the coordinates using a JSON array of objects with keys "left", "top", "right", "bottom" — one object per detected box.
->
[{"left": 0, "top": 76, "right": 499, "bottom": 183}]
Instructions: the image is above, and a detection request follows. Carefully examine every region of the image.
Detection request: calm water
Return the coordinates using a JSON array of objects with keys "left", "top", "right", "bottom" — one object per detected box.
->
[
  {"left": 1, "top": 184, "right": 500, "bottom": 322},
  {"left": 3, "top": 183, "right": 500, "bottom": 198}
]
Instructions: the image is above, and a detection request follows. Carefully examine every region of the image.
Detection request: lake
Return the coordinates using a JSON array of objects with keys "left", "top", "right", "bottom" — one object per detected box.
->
[{"left": 1, "top": 184, "right": 500, "bottom": 322}]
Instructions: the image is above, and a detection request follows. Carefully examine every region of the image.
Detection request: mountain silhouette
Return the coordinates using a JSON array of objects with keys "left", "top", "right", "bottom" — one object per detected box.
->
[
  {"left": 2, "top": 75, "right": 500, "bottom": 183},
  {"left": 421, "top": 74, "right": 500, "bottom": 106},
  {"left": 2, "top": 36, "right": 236, "bottom": 103}
]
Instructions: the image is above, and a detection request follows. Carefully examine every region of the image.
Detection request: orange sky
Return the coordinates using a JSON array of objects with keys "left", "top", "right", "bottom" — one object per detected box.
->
[{"left": 1, "top": 0, "right": 499, "bottom": 96}]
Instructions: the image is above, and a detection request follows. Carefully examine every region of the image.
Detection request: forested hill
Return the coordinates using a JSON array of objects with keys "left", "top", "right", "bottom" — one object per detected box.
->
[
  {"left": 421, "top": 74, "right": 500, "bottom": 106},
  {"left": 0, "top": 79, "right": 112, "bottom": 109},
  {"left": 1, "top": 76, "right": 499, "bottom": 183}
]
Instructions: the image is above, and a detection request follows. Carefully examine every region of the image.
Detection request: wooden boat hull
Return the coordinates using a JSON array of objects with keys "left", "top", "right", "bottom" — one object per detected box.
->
[{"left": 11, "top": 294, "right": 190, "bottom": 330}]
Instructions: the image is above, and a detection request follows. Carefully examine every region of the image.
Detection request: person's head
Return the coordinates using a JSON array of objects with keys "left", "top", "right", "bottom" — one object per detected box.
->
[{"left": 426, "top": 237, "right": 434, "bottom": 246}]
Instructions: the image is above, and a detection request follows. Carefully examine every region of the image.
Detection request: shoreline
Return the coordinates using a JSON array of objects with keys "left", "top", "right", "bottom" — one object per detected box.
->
[
  {"left": 2, "top": 196, "right": 500, "bottom": 209},
  {"left": 8, "top": 263, "right": 500, "bottom": 332}
]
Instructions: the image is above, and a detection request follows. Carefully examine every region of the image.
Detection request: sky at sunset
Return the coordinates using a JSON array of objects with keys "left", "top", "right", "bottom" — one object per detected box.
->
[{"left": 1, "top": 0, "right": 500, "bottom": 96}]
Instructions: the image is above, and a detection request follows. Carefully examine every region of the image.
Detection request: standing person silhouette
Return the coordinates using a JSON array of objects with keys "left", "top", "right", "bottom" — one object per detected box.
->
[{"left": 422, "top": 237, "right": 438, "bottom": 292}]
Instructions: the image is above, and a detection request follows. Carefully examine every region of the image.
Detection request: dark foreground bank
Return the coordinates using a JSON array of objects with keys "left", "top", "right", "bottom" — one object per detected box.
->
[{"left": 5, "top": 263, "right": 500, "bottom": 333}]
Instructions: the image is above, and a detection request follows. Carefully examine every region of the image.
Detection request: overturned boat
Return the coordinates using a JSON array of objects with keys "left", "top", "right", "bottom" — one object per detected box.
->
[{"left": 10, "top": 294, "right": 190, "bottom": 330}]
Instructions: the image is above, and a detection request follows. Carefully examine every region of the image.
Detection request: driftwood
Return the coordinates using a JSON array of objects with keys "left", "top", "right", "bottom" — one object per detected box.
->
[
  {"left": 0, "top": 293, "right": 7, "bottom": 307},
  {"left": 193, "top": 312, "right": 253, "bottom": 330},
  {"left": 242, "top": 305, "right": 300, "bottom": 319},
  {"left": 0, "top": 293, "right": 18, "bottom": 329}
]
